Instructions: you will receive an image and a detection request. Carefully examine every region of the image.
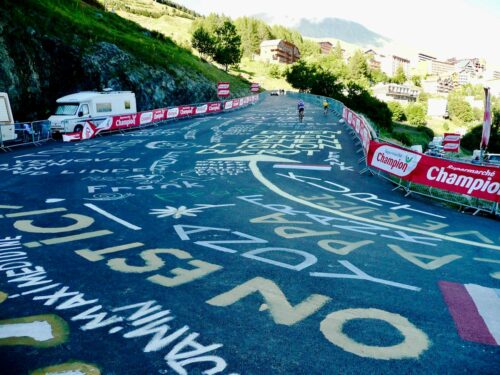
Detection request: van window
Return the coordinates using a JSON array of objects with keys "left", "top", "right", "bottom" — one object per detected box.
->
[
  {"left": 96, "top": 103, "right": 112, "bottom": 113},
  {"left": 80, "top": 104, "right": 89, "bottom": 116},
  {"left": 55, "top": 104, "right": 79, "bottom": 116},
  {"left": 124, "top": 100, "right": 131, "bottom": 110}
]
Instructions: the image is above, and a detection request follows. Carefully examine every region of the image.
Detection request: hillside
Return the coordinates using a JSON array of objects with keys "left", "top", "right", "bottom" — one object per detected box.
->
[{"left": 0, "top": 0, "right": 250, "bottom": 121}]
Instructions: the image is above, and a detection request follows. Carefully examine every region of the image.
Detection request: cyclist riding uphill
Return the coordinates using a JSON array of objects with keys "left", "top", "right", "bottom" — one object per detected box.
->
[
  {"left": 323, "top": 99, "right": 329, "bottom": 114},
  {"left": 297, "top": 99, "right": 305, "bottom": 114},
  {"left": 297, "top": 99, "right": 305, "bottom": 122}
]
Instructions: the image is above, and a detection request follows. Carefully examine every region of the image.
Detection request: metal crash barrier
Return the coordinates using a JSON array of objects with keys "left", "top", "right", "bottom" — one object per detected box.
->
[
  {"left": 0, "top": 120, "right": 52, "bottom": 151},
  {"left": 293, "top": 92, "right": 499, "bottom": 216}
]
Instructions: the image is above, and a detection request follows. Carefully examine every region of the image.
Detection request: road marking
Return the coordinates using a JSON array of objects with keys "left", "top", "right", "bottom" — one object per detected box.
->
[
  {"left": 214, "top": 155, "right": 500, "bottom": 251},
  {"left": 273, "top": 164, "right": 332, "bottom": 171},
  {"left": 84, "top": 203, "right": 142, "bottom": 231}
]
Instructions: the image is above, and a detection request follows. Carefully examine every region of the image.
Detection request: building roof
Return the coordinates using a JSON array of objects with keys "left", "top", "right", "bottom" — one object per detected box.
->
[{"left": 260, "top": 39, "right": 283, "bottom": 47}]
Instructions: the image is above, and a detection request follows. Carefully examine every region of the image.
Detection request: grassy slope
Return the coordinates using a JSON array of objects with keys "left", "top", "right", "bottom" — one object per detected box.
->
[{"left": 11, "top": 0, "right": 249, "bottom": 94}]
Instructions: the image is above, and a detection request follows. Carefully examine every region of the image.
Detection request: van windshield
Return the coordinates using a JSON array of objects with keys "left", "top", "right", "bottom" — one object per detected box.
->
[{"left": 54, "top": 104, "right": 79, "bottom": 116}]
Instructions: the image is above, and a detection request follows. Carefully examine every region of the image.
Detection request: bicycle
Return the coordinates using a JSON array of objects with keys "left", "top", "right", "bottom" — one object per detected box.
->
[
  {"left": 323, "top": 106, "right": 328, "bottom": 116},
  {"left": 298, "top": 109, "right": 304, "bottom": 123}
]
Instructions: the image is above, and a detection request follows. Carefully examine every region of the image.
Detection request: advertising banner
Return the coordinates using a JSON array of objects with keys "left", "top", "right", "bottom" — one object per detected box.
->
[
  {"left": 343, "top": 107, "right": 371, "bottom": 153},
  {"left": 443, "top": 133, "right": 461, "bottom": 153},
  {"left": 368, "top": 141, "right": 500, "bottom": 202},
  {"left": 218, "top": 82, "right": 230, "bottom": 97},
  {"left": 481, "top": 87, "right": 491, "bottom": 149},
  {"left": 63, "top": 94, "right": 258, "bottom": 143},
  {"left": 251, "top": 83, "right": 260, "bottom": 92}
]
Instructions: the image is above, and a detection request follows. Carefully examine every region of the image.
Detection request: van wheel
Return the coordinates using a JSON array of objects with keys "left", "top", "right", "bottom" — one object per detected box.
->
[{"left": 74, "top": 125, "right": 83, "bottom": 133}]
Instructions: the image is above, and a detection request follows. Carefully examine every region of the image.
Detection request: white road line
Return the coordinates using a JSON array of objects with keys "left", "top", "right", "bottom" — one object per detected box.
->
[
  {"left": 273, "top": 164, "right": 332, "bottom": 171},
  {"left": 84, "top": 203, "right": 142, "bottom": 231}
]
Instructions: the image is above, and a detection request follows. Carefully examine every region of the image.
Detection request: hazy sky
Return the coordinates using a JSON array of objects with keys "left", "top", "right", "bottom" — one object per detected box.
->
[{"left": 175, "top": 0, "right": 500, "bottom": 66}]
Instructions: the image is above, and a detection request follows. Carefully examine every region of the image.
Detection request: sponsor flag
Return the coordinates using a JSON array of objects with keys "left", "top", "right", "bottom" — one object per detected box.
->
[
  {"left": 250, "top": 83, "right": 260, "bottom": 92},
  {"left": 481, "top": 87, "right": 491, "bottom": 149},
  {"left": 442, "top": 133, "right": 461, "bottom": 153},
  {"left": 439, "top": 281, "right": 500, "bottom": 346},
  {"left": 217, "top": 82, "right": 230, "bottom": 97}
]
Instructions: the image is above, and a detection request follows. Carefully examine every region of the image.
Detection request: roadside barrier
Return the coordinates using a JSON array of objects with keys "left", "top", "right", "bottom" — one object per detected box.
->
[
  {"left": 0, "top": 120, "right": 52, "bottom": 151},
  {"left": 290, "top": 92, "right": 499, "bottom": 215},
  {"left": 61, "top": 94, "right": 261, "bottom": 142}
]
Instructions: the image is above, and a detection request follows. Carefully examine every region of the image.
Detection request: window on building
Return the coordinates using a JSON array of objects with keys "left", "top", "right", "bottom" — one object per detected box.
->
[
  {"left": 96, "top": 103, "right": 112, "bottom": 113},
  {"left": 124, "top": 101, "right": 131, "bottom": 110}
]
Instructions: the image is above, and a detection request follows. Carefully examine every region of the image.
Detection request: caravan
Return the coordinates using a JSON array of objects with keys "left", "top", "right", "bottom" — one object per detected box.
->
[
  {"left": 49, "top": 91, "right": 137, "bottom": 134},
  {"left": 0, "top": 92, "right": 16, "bottom": 142}
]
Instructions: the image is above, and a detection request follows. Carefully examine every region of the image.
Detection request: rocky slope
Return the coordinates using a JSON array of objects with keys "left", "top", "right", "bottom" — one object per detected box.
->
[{"left": 0, "top": 0, "right": 248, "bottom": 121}]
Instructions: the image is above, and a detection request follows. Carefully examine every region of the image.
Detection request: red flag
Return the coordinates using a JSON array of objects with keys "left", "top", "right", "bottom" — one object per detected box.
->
[{"left": 481, "top": 87, "right": 491, "bottom": 149}]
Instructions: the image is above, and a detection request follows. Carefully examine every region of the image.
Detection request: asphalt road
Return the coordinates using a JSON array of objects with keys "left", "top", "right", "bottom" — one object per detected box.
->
[{"left": 0, "top": 94, "right": 499, "bottom": 374}]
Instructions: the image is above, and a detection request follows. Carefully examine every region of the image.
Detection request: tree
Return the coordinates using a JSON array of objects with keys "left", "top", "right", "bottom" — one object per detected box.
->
[
  {"left": 213, "top": 21, "right": 242, "bottom": 71},
  {"left": 285, "top": 61, "right": 315, "bottom": 92},
  {"left": 461, "top": 109, "right": 500, "bottom": 152},
  {"left": 405, "top": 103, "right": 427, "bottom": 125},
  {"left": 387, "top": 101, "right": 406, "bottom": 121},
  {"left": 332, "top": 41, "right": 343, "bottom": 60},
  {"left": 411, "top": 75, "right": 422, "bottom": 87},
  {"left": 392, "top": 65, "right": 407, "bottom": 84},
  {"left": 448, "top": 98, "right": 474, "bottom": 124},
  {"left": 348, "top": 50, "right": 370, "bottom": 84},
  {"left": 191, "top": 27, "right": 215, "bottom": 60}
]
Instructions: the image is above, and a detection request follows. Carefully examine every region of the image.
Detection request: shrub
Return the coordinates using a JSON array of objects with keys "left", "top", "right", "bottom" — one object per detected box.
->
[
  {"left": 405, "top": 103, "right": 427, "bottom": 125},
  {"left": 394, "top": 132, "right": 412, "bottom": 146},
  {"left": 417, "top": 125, "right": 434, "bottom": 140},
  {"left": 387, "top": 101, "right": 406, "bottom": 121}
]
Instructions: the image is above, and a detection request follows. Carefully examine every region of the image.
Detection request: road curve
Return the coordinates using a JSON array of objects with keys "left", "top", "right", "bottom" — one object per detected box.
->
[{"left": 0, "top": 94, "right": 498, "bottom": 374}]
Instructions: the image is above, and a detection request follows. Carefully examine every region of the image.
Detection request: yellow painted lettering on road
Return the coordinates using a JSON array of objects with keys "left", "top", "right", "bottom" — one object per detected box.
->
[
  {"left": 320, "top": 308, "right": 429, "bottom": 359},
  {"left": 446, "top": 231, "right": 493, "bottom": 244},
  {"left": 107, "top": 249, "right": 191, "bottom": 273},
  {"left": 240, "top": 158, "right": 500, "bottom": 251},
  {"left": 318, "top": 239, "right": 373, "bottom": 256},
  {"left": 408, "top": 220, "right": 448, "bottom": 231},
  {"left": 148, "top": 260, "right": 222, "bottom": 288},
  {"left": 75, "top": 243, "right": 144, "bottom": 262},
  {"left": 250, "top": 212, "right": 311, "bottom": 225},
  {"left": 373, "top": 213, "right": 411, "bottom": 223},
  {"left": 275, "top": 226, "right": 339, "bottom": 239},
  {"left": 474, "top": 257, "right": 500, "bottom": 280},
  {"left": 207, "top": 277, "right": 330, "bottom": 326},
  {"left": 14, "top": 214, "right": 94, "bottom": 234},
  {"left": 388, "top": 244, "right": 461, "bottom": 270}
]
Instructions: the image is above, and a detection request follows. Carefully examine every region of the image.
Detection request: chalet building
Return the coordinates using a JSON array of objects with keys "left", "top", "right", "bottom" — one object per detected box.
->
[
  {"left": 259, "top": 39, "right": 300, "bottom": 64},
  {"left": 319, "top": 41, "right": 333, "bottom": 54}
]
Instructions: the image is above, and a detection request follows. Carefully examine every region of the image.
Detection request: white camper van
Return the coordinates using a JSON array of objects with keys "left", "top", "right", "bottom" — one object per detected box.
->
[
  {"left": 49, "top": 91, "right": 137, "bottom": 133},
  {"left": 0, "top": 92, "right": 16, "bottom": 142}
]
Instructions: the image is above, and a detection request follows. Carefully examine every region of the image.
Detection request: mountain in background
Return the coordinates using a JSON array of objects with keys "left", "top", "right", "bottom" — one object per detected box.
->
[
  {"left": 253, "top": 14, "right": 390, "bottom": 48},
  {"left": 296, "top": 18, "right": 391, "bottom": 47}
]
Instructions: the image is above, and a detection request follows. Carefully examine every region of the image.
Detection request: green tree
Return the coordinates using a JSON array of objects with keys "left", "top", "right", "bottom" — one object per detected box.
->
[
  {"left": 448, "top": 98, "right": 475, "bottom": 124},
  {"left": 332, "top": 41, "right": 343, "bottom": 60},
  {"left": 213, "top": 21, "right": 242, "bottom": 71},
  {"left": 348, "top": 50, "right": 370, "bottom": 84},
  {"left": 461, "top": 109, "right": 500, "bottom": 152},
  {"left": 392, "top": 65, "right": 407, "bottom": 84},
  {"left": 285, "top": 61, "right": 315, "bottom": 92},
  {"left": 405, "top": 103, "right": 427, "bottom": 125},
  {"left": 191, "top": 27, "right": 215, "bottom": 60},
  {"left": 411, "top": 75, "right": 422, "bottom": 87},
  {"left": 387, "top": 101, "right": 406, "bottom": 121}
]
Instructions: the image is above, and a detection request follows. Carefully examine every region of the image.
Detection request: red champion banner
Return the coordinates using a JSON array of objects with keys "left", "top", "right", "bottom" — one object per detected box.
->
[
  {"left": 342, "top": 107, "right": 372, "bottom": 153},
  {"left": 368, "top": 140, "right": 500, "bottom": 202},
  {"left": 250, "top": 83, "right": 260, "bottom": 92},
  {"left": 218, "top": 82, "right": 230, "bottom": 97},
  {"left": 63, "top": 94, "right": 259, "bottom": 142}
]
